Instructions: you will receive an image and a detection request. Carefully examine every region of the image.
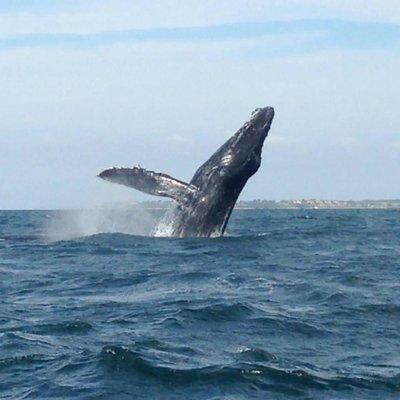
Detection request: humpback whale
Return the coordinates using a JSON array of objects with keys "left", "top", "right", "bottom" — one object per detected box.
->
[{"left": 98, "top": 107, "right": 275, "bottom": 237}]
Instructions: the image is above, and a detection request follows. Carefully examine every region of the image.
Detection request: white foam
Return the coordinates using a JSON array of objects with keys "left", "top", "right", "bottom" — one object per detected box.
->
[
  {"left": 153, "top": 208, "right": 176, "bottom": 237},
  {"left": 44, "top": 206, "right": 162, "bottom": 242}
]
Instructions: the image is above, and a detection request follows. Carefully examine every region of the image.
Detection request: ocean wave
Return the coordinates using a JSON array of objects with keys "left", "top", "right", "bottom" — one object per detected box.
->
[
  {"left": 100, "top": 345, "right": 316, "bottom": 387},
  {"left": 31, "top": 320, "right": 93, "bottom": 335},
  {"left": 88, "top": 246, "right": 128, "bottom": 256},
  {"left": 100, "top": 346, "right": 400, "bottom": 391},
  {"left": 358, "top": 303, "right": 400, "bottom": 316},
  {"left": 0, "top": 331, "right": 58, "bottom": 352},
  {"left": 177, "top": 302, "right": 255, "bottom": 322},
  {"left": 250, "top": 316, "right": 328, "bottom": 337},
  {"left": 235, "top": 346, "right": 277, "bottom": 362},
  {"left": 0, "top": 353, "right": 53, "bottom": 370},
  {"left": 0, "top": 234, "right": 44, "bottom": 243}
]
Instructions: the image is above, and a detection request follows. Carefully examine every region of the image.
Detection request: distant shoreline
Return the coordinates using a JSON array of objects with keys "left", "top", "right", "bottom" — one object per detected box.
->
[
  {"left": 2, "top": 199, "right": 399, "bottom": 211},
  {"left": 128, "top": 199, "right": 400, "bottom": 210},
  {"left": 235, "top": 199, "right": 400, "bottom": 210},
  {"left": 79, "top": 199, "right": 400, "bottom": 210}
]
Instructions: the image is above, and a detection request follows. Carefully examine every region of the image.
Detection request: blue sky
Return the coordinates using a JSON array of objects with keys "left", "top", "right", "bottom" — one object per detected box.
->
[{"left": 0, "top": 1, "right": 399, "bottom": 208}]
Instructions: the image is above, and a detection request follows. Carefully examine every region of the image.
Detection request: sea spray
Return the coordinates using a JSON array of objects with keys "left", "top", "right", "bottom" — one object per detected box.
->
[
  {"left": 153, "top": 207, "right": 177, "bottom": 237},
  {"left": 44, "top": 206, "right": 164, "bottom": 242}
]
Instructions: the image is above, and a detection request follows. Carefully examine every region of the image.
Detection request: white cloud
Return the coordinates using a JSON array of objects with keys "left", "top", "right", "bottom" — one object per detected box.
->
[{"left": 0, "top": 0, "right": 399, "bottom": 37}]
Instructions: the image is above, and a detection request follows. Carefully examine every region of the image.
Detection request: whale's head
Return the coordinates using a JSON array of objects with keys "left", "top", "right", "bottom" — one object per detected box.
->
[
  {"left": 201, "top": 107, "right": 274, "bottom": 183},
  {"left": 228, "top": 106, "right": 274, "bottom": 173},
  {"left": 192, "top": 106, "right": 274, "bottom": 187},
  {"left": 188, "top": 107, "right": 272, "bottom": 200},
  {"left": 246, "top": 106, "right": 275, "bottom": 133}
]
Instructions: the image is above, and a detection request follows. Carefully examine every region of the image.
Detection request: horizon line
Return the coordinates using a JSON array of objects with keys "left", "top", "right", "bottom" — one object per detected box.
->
[{"left": 2, "top": 198, "right": 399, "bottom": 211}]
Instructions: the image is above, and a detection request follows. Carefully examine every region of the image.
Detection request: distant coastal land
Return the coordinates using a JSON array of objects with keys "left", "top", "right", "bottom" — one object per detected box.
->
[
  {"left": 235, "top": 199, "right": 400, "bottom": 210},
  {"left": 107, "top": 199, "right": 400, "bottom": 210}
]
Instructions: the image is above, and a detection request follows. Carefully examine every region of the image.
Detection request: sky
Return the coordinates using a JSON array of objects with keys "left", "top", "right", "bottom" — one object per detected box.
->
[{"left": 0, "top": 1, "right": 399, "bottom": 209}]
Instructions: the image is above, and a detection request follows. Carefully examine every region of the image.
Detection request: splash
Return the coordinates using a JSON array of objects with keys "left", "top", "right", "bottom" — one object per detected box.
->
[
  {"left": 153, "top": 208, "right": 176, "bottom": 237},
  {"left": 44, "top": 206, "right": 164, "bottom": 242}
]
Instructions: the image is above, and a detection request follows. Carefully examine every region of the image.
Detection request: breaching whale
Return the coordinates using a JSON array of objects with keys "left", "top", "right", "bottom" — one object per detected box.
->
[{"left": 98, "top": 106, "right": 275, "bottom": 237}]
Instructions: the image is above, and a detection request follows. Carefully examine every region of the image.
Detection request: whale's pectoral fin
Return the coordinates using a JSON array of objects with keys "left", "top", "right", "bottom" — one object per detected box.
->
[{"left": 98, "top": 166, "right": 198, "bottom": 204}]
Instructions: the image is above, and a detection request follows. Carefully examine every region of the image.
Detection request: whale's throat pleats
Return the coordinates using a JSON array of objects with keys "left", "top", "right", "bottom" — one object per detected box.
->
[{"left": 98, "top": 167, "right": 198, "bottom": 205}]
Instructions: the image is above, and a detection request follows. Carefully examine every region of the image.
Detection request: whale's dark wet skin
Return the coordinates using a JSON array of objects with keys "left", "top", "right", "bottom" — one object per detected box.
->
[{"left": 99, "top": 107, "right": 274, "bottom": 237}]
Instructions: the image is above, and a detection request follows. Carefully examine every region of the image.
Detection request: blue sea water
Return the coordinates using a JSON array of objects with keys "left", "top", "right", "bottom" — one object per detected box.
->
[{"left": 0, "top": 209, "right": 399, "bottom": 399}]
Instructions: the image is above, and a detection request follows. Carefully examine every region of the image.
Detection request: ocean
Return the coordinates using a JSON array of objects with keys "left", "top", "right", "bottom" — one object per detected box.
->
[{"left": 1, "top": 209, "right": 399, "bottom": 399}]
